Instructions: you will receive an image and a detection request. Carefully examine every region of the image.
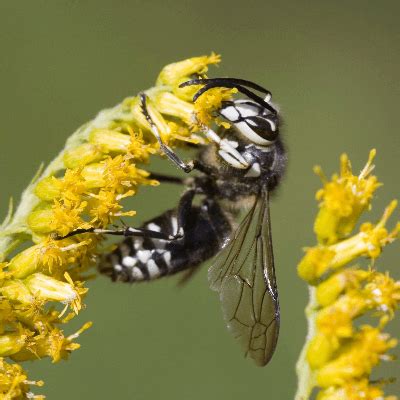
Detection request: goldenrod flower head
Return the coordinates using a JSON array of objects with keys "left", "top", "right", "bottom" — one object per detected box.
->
[
  {"left": 88, "top": 189, "right": 136, "bottom": 227},
  {"left": 298, "top": 201, "right": 399, "bottom": 283},
  {"left": 35, "top": 169, "right": 87, "bottom": 203},
  {"left": 364, "top": 271, "right": 400, "bottom": 316},
  {"left": 316, "top": 325, "right": 397, "bottom": 387},
  {"left": 317, "top": 379, "right": 397, "bottom": 400},
  {"left": 314, "top": 149, "right": 381, "bottom": 244},
  {"left": 50, "top": 199, "right": 91, "bottom": 238},
  {"left": 156, "top": 52, "right": 221, "bottom": 86},
  {"left": 0, "top": 357, "right": 44, "bottom": 399},
  {"left": 297, "top": 151, "right": 399, "bottom": 400},
  {"left": 0, "top": 54, "right": 226, "bottom": 395},
  {"left": 11, "top": 321, "right": 92, "bottom": 364},
  {"left": 126, "top": 127, "right": 157, "bottom": 162}
]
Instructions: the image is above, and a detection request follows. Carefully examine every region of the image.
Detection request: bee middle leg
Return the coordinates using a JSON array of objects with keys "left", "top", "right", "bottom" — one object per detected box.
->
[{"left": 59, "top": 188, "right": 197, "bottom": 242}]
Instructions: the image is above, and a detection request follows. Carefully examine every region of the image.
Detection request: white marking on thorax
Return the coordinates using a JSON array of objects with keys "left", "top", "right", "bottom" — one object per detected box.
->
[
  {"left": 131, "top": 266, "right": 144, "bottom": 280},
  {"left": 247, "top": 143, "right": 274, "bottom": 152},
  {"left": 170, "top": 216, "right": 178, "bottom": 235},
  {"left": 147, "top": 260, "right": 161, "bottom": 278},
  {"left": 244, "top": 162, "right": 261, "bottom": 178},
  {"left": 122, "top": 256, "right": 137, "bottom": 268},
  {"left": 147, "top": 223, "right": 161, "bottom": 232},
  {"left": 114, "top": 264, "right": 123, "bottom": 272}
]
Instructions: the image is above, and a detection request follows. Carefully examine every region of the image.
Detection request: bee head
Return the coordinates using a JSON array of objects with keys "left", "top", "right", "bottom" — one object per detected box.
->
[{"left": 180, "top": 77, "right": 279, "bottom": 146}]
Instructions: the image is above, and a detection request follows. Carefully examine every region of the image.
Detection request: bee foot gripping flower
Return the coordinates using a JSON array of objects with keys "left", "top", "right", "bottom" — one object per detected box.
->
[{"left": 295, "top": 151, "right": 399, "bottom": 400}]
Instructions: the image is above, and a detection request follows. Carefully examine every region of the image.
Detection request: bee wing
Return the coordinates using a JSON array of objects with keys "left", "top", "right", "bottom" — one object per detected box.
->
[{"left": 208, "top": 190, "right": 279, "bottom": 366}]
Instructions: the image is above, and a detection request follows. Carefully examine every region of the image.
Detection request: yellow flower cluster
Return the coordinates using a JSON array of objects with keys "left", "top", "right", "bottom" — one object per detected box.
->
[
  {"left": 0, "top": 54, "right": 230, "bottom": 398},
  {"left": 296, "top": 150, "right": 400, "bottom": 400}
]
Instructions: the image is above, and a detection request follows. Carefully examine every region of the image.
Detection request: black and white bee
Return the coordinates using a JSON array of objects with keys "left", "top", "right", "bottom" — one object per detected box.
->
[{"left": 66, "top": 78, "right": 286, "bottom": 366}]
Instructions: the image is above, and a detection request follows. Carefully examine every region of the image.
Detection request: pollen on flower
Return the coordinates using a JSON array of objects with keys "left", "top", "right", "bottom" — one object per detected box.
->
[
  {"left": 316, "top": 325, "right": 397, "bottom": 388},
  {"left": 297, "top": 151, "right": 399, "bottom": 400},
  {"left": 88, "top": 189, "right": 136, "bottom": 227},
  {"left": 0, "top": 357, "right": 44, "bottom": 399},
  {"left": 50, "top": 199, "right": 92, "bottom": 238},
  {"left": 194, "top": 87, "right": 237, "bottom": 127},
  {"left": 314, "top": 149, "right": 381, "bottom": 244},
  {"left": 364, "top": 272, "right": 400, "bottom": 316},
  {"left": 299, "top": 200, "right": 399, "bottom": 283},
  {"left": 126, "top": 127, "right": 157, "bottom": 162},
  {"left": 316, "top": 379, "right": 397, "bottom": 400}
]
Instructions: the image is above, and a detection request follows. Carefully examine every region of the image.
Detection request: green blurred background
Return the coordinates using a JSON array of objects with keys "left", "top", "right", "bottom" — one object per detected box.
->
[{"left": 0, "top": 1, "right": 399, "bottom": 398}]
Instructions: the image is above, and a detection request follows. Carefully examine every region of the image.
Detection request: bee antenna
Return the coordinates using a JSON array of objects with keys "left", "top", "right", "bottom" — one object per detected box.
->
[
  {"left": 179, "top": 78, "right": 271, "bottom": 96},
  {"left": 186, "top": 81, "right": 277, "bottom": 115},
  {"left": 139, "top": 93, "right": 153, "bottom": 125}
]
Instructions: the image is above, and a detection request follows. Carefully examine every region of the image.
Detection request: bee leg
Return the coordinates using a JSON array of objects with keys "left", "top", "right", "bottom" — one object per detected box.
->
[
  {"left": 204, "top": 128, "right": 249, "bottom": 169},
  {"left": 148, "top": 172, "right": 184, "bottom": 184},
  {"left": 58, "top": 189, "right": 197, "bottom": 241},
  {"left": 140, "top": 93, "right": 195, "bottom": 173},
  {"left": 58, "top": 226, "right": 181, "bottom": 241}
]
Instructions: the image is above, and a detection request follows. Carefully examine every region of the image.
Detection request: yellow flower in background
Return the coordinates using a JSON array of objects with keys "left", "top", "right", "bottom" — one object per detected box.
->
[
  {"left": 313, "top": 150, "right": 381, "bottom": 244},
  {"left": 0, "top": 54, "right": 233, "bottom": 397},
  {"left": 296, "top": 151, "right": 399, "bottom": 400}
]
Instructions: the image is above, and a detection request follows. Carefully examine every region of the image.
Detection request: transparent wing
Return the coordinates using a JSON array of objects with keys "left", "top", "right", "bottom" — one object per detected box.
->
[{"left": 208, "top": 190, "right": 279, "bottom": 366}]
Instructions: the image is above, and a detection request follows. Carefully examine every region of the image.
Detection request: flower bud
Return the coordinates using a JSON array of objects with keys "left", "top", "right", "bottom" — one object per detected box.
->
[
  {"left": 27, "top": 207, "right": 54, "bottom": 234},
  {"left": 34, "top": 177, "right": 60, "bottom": 201},
  {"left": 0, "top": 332, "right": 29, "bottom": 357},
  {"left": 307, "top": 333, "right": 336, "bottom": 369},
  {"left": 0, "top": 280, "right": 34, "bottom": 304},
  {"left": 89, "top": 129, "right": 131, "bottom": 153},
  {"left": 63, "top": 143, "right": 104, "bottom": 169},
  {"left": 8, "top": 245, "right": 41, "bottom": 279},
  {"left": 24, "top": 273, "right": 77, "bottom": 304}
]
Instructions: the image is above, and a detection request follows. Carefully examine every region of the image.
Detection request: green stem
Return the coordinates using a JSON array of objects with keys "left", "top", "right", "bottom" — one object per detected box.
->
[{"left": 295, "top": 286, "right": 318, "bottom": 400}]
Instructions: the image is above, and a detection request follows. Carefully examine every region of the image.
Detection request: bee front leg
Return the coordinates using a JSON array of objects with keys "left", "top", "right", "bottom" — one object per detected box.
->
[{"left": 140, "top": 93, "right": 196, "bottom": 173}]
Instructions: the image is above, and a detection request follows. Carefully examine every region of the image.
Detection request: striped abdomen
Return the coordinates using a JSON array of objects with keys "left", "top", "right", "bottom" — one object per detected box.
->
[{"left": 99, "top": 200, "right": 231, "bottom": 282}]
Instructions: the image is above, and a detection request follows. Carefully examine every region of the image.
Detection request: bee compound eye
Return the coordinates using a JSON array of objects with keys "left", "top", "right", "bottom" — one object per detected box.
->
[{"left": 245, "top": 116, "right": 279, "bottom": 142}]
